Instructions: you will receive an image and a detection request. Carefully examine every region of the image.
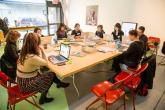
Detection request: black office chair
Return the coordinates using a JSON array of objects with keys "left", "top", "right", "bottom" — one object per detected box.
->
[{"left": 158, "top": 41, "right": 165, "bottom": 65}]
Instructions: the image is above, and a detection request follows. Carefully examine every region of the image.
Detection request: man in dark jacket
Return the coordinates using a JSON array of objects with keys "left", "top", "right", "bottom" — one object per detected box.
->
[{"left": 138, "top": 26, "right": 148, "bottom": 51}]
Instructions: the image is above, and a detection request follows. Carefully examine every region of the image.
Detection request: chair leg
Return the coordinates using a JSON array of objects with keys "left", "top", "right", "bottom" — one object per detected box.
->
[
  {"left": 13, "top": 105, "right": 16, "bottom": 110},
  {"left": 104, "top": 102, "right": 108, "bottom": 110},
  {"left": 9, "top": 105, "right": 12, "bottom": 110},
  {"left": 131, "top": 90, "right": 136, "bottom": 110},
  {"left": 123, "top": 94, "right": 126, "bottom": 110},
  {"left": 32, "top": 96, "right": 37, "bottom": 105},
  {"left": 86, "top": 98, "right": 100, "bottom": 110},
  {"left": 25, "top": 99, "right": 44, "bottom": 110},
  {"left": 7, "top": 102, "right": 9, "bottom": 110}
]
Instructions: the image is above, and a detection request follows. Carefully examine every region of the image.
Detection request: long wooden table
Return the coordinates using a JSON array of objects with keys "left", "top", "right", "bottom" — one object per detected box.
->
[{"left": 41, "top": 37, "right": 121, "bottom": 79}]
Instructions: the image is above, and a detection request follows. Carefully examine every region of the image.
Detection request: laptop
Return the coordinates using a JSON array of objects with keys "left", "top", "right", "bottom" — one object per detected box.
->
[{"left": 49, "top": 43, "right": 71, "bottom": 64}]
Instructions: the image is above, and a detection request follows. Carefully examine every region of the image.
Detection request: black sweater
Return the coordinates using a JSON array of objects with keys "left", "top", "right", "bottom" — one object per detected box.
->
[
  {"left": 139, "top": 34, "right": 148, "bottom": 51},
  {"left": 122, "top": 41, "right": 145, "bottom": 68},
  {"left": 3, "top": 42, "right": 19, "bottom": 65},
  {"left": 112, "top": 31, "right": 124, "bottom": 41},
  {"left": 71, "top": 30, "right": 81, "bottom": 36},
  {"left": 95, "top": 31, "right": 105, "bottom": 38}
]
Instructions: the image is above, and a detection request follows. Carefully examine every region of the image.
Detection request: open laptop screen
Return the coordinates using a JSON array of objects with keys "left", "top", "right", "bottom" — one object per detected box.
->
[
  {"left": 60, "top": 44, "right": 70, "bottom": 59},
  {"left": 122, "top": 22, "right": 138, "bottom": 36}
]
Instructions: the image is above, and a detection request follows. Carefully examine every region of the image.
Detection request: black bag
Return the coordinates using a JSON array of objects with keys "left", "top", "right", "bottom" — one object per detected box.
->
[
  {"left": 0, "top": 55, "right": 16, "bottom": 80},
  {"left": 140, "top": 55, "right": 156, "bottom": 90},
  {"left": 0, "top": 55, "right": 14, "bottom": 70}
]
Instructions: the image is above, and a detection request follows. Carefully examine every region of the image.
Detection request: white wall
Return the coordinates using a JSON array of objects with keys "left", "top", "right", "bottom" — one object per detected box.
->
[
  {"left": 132, "top": 0, "right": 165, "bottom": 55},
  {"left": 68, "top": 0, "right": 99, "bottom": 32},
  {"left": 98, "top": 0, "right": 135, "bottom": 34},
  {"left": 68, "top": 0, "right": 134, "bottom": 33},
  {"left": 68, "top": 0, "right": 165, "bottom": 55}
]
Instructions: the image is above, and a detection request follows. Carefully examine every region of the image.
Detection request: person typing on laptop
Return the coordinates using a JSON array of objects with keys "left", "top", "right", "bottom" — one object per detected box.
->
[{"left": 17, "top": 33, "right": 70, "bottom": 105}]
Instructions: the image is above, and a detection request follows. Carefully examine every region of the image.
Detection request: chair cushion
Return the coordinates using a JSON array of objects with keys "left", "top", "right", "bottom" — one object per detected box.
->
[
  {"left": 8, "top": 85, "right": 37, "bottom": 105},
  {"left": 115, "top": 72, "right": 141, "bottom": 89},
  {"left": 91, "top": 81, "right": 125, "bottom": 104},
  {"left": 103, "top": 88, "right": 125, "bottom": 104},
  {"left": 91, "top": 81, "right": 113, "bottom": 97}
]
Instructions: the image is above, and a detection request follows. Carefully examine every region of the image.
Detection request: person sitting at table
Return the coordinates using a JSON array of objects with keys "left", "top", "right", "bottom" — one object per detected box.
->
[
  {"left": 111, "top": 30, "right": 145, "bottom": 76},
  {"left": 112, "top": 23, "right": 124, "bottom": 41},
  {"left": 16, "top": 33, "right": 70, "bottom": 105},
  {"left": 34, "top": 27, "right": 44, "bottom": 37},
  {"left": 0, "top": 30, "right": 20, "bottom": 80},
  {"left": 71, "top": 23, "right": 82, "bottom": 39},
  {"left": 56, "top": 23, "right": 68, "bottom": 40},
  {"left": 23, "top": 27, "right": 44, "bottom": 44},
  {"left": 138, "top": 26, "right": 148, "bottom": 51},
  {"left": 95, "top": 25, "right": 105, "bottom": 38}
]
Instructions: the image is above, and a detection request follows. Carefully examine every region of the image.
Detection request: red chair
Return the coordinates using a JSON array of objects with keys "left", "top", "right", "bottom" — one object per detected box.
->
[
  {"left": 0, "top": 71, "right": 43, "bottom": 110},
  {"left": 86, "top": 73, "right": 133, "bottom": 110},
  {"left": 115, "top": 63, "right": 149, "bottom": 110},
  {"left": 148, "top": 36, "right": 160, "bottom": 55}
]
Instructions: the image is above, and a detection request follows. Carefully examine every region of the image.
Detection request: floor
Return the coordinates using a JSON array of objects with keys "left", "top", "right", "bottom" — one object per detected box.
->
[
  {"left": 70, "top": 56, "right": 165, "bottom": 110},
  {"left": 0, "top": 44, "right": 165, "bottom": 110}
]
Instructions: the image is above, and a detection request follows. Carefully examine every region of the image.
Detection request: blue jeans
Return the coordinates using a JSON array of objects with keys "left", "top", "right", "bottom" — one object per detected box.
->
[{"left": 119, "top": 63, "right": 128, "bottom": 71}]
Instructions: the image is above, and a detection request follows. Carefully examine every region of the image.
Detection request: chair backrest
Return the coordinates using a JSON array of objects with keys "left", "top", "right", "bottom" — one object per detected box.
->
[
  {"left": 135, "top": 63, "right": 149, "bottom": 77},
  {"left": 148, "top": 36, "right": 160, "bottom": 48},
  {"left": 0, "top": 71, "right": 10, "bottom": 88},
  {"left": 162, "top": 41, "right": 165, "bottom": 54}
]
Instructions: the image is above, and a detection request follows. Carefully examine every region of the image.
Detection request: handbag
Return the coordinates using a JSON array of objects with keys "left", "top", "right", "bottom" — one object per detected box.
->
[{"left": 0, "top": 55, "right": 14, "bottom": 71}]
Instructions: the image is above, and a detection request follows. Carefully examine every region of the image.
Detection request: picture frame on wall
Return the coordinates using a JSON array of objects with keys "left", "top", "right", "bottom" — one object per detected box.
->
[{"left": 86, "top": 5, "right": 98, "bottom": 26}]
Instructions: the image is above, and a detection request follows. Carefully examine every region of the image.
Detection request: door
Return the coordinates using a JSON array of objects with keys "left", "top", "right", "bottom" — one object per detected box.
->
[{"left": 46, "top": 0, "right": 64, "bottom": 35}]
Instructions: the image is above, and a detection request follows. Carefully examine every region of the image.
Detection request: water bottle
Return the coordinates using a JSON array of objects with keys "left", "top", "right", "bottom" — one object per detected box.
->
[
  {"left": 51, "top": 34, "right": 58, "bottom": 47},
  {"left": 115, "top": 40, "right": 121, "bottom": 49}
]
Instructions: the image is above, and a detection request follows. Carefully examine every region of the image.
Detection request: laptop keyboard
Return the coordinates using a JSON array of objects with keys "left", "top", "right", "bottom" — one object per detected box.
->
[{"left": 55, "top": 56, "right": 65, "bottom": 61}]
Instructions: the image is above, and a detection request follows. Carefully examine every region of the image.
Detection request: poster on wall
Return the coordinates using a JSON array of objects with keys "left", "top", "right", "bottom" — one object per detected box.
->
[{"left": 86, "top": 5, "right": 98, "bottom": 26}]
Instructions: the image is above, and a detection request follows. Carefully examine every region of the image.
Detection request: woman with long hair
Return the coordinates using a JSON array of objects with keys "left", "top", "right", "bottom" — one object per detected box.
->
[
  {"left": 17, "top": 33, "right": 69, "bottom": 105},
  {"left": 56, "top": 23, "right": 67, "bottom": 40},
  {"left": 112, "top": 23, "right": 124, "bottom": 41},
  {"left": 1, "top": 30, "right": 20, "bottom": 80}
]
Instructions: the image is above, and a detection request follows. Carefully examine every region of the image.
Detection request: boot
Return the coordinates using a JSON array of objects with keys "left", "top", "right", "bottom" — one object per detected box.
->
[
  {"left": 53, "top": 74, "right": 70, "bottom": 88},
  {"left": 56, "top": 82, "right": 70, "bottom": 88},
  {"left": 39, "top": 91, "right": 54, "bottom": 105}
]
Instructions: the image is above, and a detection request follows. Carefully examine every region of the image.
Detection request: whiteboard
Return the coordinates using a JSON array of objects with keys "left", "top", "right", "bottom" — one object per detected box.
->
[{"left": 122, "top": 22, "right": 138, "bottom": 36}]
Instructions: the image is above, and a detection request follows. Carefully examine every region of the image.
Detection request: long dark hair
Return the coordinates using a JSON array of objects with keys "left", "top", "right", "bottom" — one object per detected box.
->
[
  {"left": 114, "top": 23, "right": 122, "bottom": 32},
  {"left": 19, "top": 33, "right": 40, "bottom": 65},
  {"left": 57, "top": 23, "right": 66, "bottom": 32}
]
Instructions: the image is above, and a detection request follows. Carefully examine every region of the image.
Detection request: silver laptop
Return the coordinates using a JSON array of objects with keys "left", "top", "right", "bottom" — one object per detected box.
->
[{"left": 54, "top": 43, "right": 71, "bottom": 63}]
